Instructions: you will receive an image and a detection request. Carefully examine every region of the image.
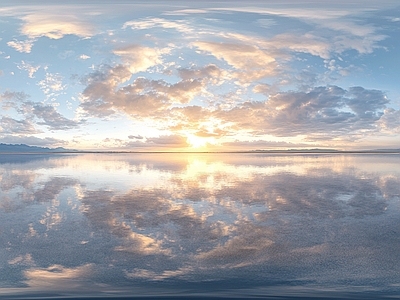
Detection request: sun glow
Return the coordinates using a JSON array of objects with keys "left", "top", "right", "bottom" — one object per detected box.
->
[{"left": 187, "top": 135, "right": 208, "bottom": 149}]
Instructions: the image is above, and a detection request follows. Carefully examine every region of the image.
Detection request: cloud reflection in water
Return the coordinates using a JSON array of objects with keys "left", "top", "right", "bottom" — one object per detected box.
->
[{"left": 0, "top": 153, "right": 399, "bottom": 298}]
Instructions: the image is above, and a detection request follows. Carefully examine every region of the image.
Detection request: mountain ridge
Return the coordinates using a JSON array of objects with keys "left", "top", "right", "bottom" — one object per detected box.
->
[
  {"left": 0, "top": 143, "right": 399, "bottom": 153},
  {"left": 0, "top": 143, "right": 74, "bottom": 153}
]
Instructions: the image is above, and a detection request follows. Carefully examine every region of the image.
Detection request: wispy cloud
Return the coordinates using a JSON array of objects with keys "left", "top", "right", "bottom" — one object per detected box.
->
[{"left": 20, "top": 14, "right": 95, "bottom": 39}]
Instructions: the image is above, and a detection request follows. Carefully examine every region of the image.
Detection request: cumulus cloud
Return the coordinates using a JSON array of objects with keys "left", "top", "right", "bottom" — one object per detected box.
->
[
  {"left": 17, "top": 61, "right": 40, "bottom": 78},
  {"left": 0, "top": 91, "right": 29, "bottom": 109},
  {"left": 7, "top": 39, "right": 35, "bottom": 53},
  {"left": 0, "top": 117, "right": 38, "bottom": 134},
  {"left": 379, "top": 108, "right": 400, "bottom": 133},
  {"left": 114, "top": 231, "right": 168, "bottom": 255},
  {"left": 37, "top": 72, "right": 66, "bottom": 101},
  {"left": 156, "top": 85, "right": 390, "bottom": 145},
  {"left": 113, "top": 45, "right": 168, "bottom": 74},
  {"left": 1, "top": 90, "right": 80, "bottom": 132},
  {"left": 80, "top": 65, "right": 208, "bottom": 119},
  {"left": 178, "top": 64, "right": 228, "bottom": 85},
  {"left": 79, "top": 55, "right": 392, "bottom": 146},
  {"left": 32, "top": 104, "right": 80, "bottom": 130},
  {"left": 213, "top": 85, "right": 388, "bottom": 138}
]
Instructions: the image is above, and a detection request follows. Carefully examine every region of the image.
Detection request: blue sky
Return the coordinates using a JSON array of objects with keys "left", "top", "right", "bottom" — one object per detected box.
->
[{"left": 0, "top": 0, "right": 399, "bottom": 150}]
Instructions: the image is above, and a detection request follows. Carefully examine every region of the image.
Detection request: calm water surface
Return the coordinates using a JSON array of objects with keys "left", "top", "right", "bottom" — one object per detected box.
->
[{"left": 0, "top": 153, "right": 400, "bottom": 299}]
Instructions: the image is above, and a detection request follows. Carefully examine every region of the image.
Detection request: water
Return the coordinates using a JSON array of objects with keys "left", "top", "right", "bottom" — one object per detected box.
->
[{"left": 0, "top": 153, "right": 399, "bottom": 299}]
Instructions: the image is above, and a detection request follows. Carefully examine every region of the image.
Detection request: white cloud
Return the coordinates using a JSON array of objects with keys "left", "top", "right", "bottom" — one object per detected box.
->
[
  {"left": 20, "top": 14, "right": 95, "bottom": 39},
  {"left": 7, "top": 39, "right": 35, "bottom": 53},
  {"left": 79, "top": 54, "right": 90, "bottom": 60},
  {"left": 266, "top": 33, "right": 331, "bottom": 59},
  {"left": 193, "top": 41, "right": 277, "bottom": 82},
  {"left": 17, "top": 61, "right": 40, "bottom": 78},
  {"left": 115, "top": 231, "right": 168, "bottom": 255},
  {"left": 209, "top": 6, "right": 386, "bottom": 57},
  {"left": 123, "top": 17, "right": 193, "bottom": 34},
  {"left": 113, "top": 45, "right": 168, "bottom": 75},
  {"left": 37, "top": 72, "right": 66, "bottom": 101},
  {"left": 163, "top": 9, "right": 208, "bottom": 16},
  {"left": 24, "top": 264, "right": 93, "bottom": 289}
]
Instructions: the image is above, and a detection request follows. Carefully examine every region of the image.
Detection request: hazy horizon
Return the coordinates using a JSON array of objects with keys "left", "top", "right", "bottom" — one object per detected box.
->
[{"left": 1, "top": 142, "right": 400, "bottom": 153}]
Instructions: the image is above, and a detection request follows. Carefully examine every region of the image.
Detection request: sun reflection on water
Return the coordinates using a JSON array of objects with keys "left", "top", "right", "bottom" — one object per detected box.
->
[{"left": 0, "top": 153, "right": 399, "bottom": 298}]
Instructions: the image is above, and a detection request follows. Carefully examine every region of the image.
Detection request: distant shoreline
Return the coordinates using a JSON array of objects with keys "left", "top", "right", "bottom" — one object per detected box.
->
[{"left": 1, "top": 150, "right": 399, "bottom": 154}]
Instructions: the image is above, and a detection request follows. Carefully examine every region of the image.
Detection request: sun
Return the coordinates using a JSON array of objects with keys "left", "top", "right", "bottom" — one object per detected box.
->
[{"left": 187, "top": 135, "right": 208, "bottom": 149}]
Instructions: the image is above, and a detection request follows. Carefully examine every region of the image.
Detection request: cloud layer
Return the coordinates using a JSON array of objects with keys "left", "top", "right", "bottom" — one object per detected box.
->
[{"left": 0, "top": 1, "right": 399, "bottom": 150}]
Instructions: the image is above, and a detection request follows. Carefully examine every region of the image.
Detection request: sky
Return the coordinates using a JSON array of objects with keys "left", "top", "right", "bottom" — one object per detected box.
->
[{"left": 0, "top": 0, "right": 399, "bottom": 151}]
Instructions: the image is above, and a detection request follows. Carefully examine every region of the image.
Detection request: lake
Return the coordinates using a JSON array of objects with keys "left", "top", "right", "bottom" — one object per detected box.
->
[{"left": 1, "top": 153, "right": 399, "bottom": 299}]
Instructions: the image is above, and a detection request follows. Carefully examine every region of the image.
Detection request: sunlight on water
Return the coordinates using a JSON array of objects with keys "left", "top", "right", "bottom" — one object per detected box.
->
[{"left": 0, "top": 153, "right": 400, "bottom": 299}]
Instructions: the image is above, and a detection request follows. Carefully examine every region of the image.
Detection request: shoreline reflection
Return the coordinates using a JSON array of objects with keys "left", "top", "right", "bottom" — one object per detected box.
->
[{"left": 0, "top": 153, "right": 399, "bottom": 299}]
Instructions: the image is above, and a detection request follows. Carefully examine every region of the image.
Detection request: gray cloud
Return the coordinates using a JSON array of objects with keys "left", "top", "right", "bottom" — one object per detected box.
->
[
  {"left": 1, "top": 91, "right": 80, "bottom": 132},
  {"left": 0, "top": 117, "right": 38, "bottom": 134},
  {"left": 34, "top": 177, "right": 79, "bottom": 203},
  {"left": 128, "top": 135, "right": 143, "bottom": 140},
  {"left": 379, "top": 108, "right": 400, "bottom": 133},
  {"left": 346, "top": 86, "right": 388, "bottom": 119},
  {"left": 32, "top": 104, "right": 79, "bottom": 130},
  {"left": 1, "top": 91, "right": 29, "bottom": 109},
  {"left": 178, "top": 64, "right": 226, "bottom": 83},
  {"left": 213, "top": 85, "right": 389, "bottom": 138}
]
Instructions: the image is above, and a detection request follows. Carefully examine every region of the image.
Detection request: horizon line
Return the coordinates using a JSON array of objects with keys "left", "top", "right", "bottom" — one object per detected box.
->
[{"left": 1, "top": 149, "right": 400, "bottom": 154}]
